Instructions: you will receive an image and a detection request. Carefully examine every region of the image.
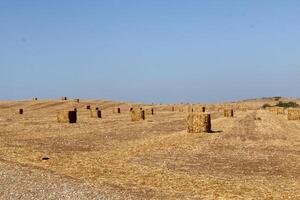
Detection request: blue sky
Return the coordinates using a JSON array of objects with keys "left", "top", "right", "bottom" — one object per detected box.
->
[{"left": 1, "top": 1, "right": 300, "bottom": 103}]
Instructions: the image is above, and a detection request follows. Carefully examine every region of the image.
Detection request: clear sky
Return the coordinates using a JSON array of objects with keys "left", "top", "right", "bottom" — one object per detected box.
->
[{"left": 1, "top": 1, "right": 300, "bottom": 103}]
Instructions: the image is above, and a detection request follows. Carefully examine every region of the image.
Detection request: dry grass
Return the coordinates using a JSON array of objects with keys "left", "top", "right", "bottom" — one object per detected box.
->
[{"left": 0, "top": 99, "right": 300, "bottom": 199}]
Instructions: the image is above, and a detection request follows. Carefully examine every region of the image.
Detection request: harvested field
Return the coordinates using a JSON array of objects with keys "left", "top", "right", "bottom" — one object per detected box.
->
[{"left": 0, "top": 99, "right": 300, "bottom": 199}]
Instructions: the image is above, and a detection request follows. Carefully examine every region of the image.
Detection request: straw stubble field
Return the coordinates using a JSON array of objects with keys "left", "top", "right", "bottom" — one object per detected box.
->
[{"left": 0, "top": 99, "right": 300, "bottom": 199}]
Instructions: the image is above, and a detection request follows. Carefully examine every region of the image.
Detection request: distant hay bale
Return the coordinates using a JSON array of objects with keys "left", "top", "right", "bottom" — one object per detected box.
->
[
  {"left": 95, "top": 107, "right": 99, "bottom": 110},
  {"left": 90, "top": 109, "right": 102, "bottom": 118},
  {"left": 276, "top": 107, "right": 285, "bottom": 115},
  {"left": 144, "top": 108, "right": 154, "bottom": 115},
  {"left": 187, "top": 105, "right": 193, "bottom": 113},
  {"left": 268, "top": 107, "right": 285, "bottom": 115},
  {"left": 130, "top": 107, "right": 133, "bottom": 112},
  {"left": 239, "top": 107, "right": 247, "bottom": 112},
  {"left": 287, "top": 109, "right": 300, "bottom": 120},
  {"left": 74, "top": 108, "right": 77, "bottom": 112},
  {"left": 194, "top": 105, "right": 205, "bottom": 113},
  {"left": 33, "top": 98, "right": 38, "bottom": 101},
  {"left": 224, "top": 109, "right": 234, "bottom": 117},
  {"left": 131, "top": 110, "right": 145, "bottom": 121},
  {"left": 74, "top": 98, "right": 80, "bottom": 103},
  {"left": 113, "top": 108, "right": 121, "bottom": 114},
  {"left": 187, "top": 113, "right": 211, "bottom": 133},
  {"left": 61, "top": 97, "right": 68, "bottom": 101},
  {"left": 171, "top": 106, "right": 175, "bottom": 112},
  {"left": 176, "top": 106, "right": 184, "bottom": 112},
  {"left": 19, "top": 109, "right": 23, "bottom": 114},
  {"left": 86, "top": 105, "right": 91, "bottom": 110},
  {"left": 57, "top": 111, "right": 77, "bottom": 123}
]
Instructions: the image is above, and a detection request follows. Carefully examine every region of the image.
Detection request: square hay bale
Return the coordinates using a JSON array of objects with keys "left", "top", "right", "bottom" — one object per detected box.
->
[
  {"left": 61, "top": 96, "right": 68, "bottom": 101},
  {"left": 74, "top": 108, "right": 77, "bottom": 112},
  {"left": 187, "top": 113, "right": 211, "bottom": 133},
  {"left": 131, "top": 110, "right": 145, "bottom": 121},
  {"left": 19, "top": 109, "right": 23, "bottom": 114},
  {"left": 74, "top": 98, "right": 80, "bottom": 103},
  {"left": 144, "top": 108, "right": 154, "bottom": 115},
  {"left": 224, "top": 109, "right": 234, "bottom": 117},
  {"left": 33, "top": 97, "right": 38, "bottom": 101},
  {"left": 113, "top": 108, "right": 121, "bottom": 114},
  {"left": 90, "top": 109, "right": 102, "bottom": 118},
  {"left": 276, "top": 107, "right": 285, "bottom": 115},
  {"left": 194, "top": 105, "right": 206, "bottom": 113},
  {"left": 176, "top": 106, "right": 184, "bottom": 112},
  {"left": 86, "top": 105, "right": 91, "bottom": 110},
  {"left": 239, "top": 107, "right": 247, "bottom": 112},
  {"left": 287, "top": 109, "right": 300, "bottom": 120},
  {"left": 57, "top": 111, "right": 77, "bottom": 123},
  {"left": 187, "top": 105, "right": 193, "bottom": 113}
]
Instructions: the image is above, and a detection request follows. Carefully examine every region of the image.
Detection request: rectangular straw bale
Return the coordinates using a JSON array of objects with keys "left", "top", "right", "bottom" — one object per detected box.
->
[
  {"left": 144, "top": 108, "right": 154, "bottom": 115},
  {"left": 61, "top": 96, "right": 68, "bottom": 100},
  {"left": 287, "top": 109, "right": 300, "bottom": 120},
  {"left": 171, "top": 106, "right": 175, "bottom": 112},
  {"left": 224, "top": 109, "right": 234, "bottom": 117},
  {"left": 131, "top": 110, "right": 145, "bottom": 121},
  {"left": 57, "top": 111, "right": 77, "bottom": 123},
  {"left": 276, "top": 107, "right": 285, "bottom": 115},
  {"left": 176, "top": 106, "right": 184, "bottom": 112},
  {"left": 113, "top": 107, "right": 121, "bottom": 114},
  {"left": 187, "top": 113, "right": 211, "bottom": 133},
  {"left": 19, "top": 109, "right": 23, "bottom": 114},
  {"left": 194, "top": 105, "right": 206, "bottom": 113},
  {"left": 90, "top": 109, "right": 102, "bottom": 118},
  {"left": 187, "top": 105, "right": 193, "bottom": 113}
]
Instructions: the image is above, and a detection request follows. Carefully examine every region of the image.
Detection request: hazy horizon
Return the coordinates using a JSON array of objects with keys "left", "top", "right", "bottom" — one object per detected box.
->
[{"left": 1, "top": 1, "right": 300, "bottom": 103}]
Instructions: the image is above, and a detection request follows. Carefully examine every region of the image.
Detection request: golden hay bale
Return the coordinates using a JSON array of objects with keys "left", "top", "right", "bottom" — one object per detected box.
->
[
  {"left": 86, "top": 105, "right": 91, "bottom": 110},
  {"left": 131, "top": 110, "right": 145, "bottom": 121},
  {"left": 19, "top": 109, "right": 23, "bottom": 114},
  {"left": 130, "top": 107, "right": 133, "bottom": 112},
  {"left": 172, "top": 106, "right": 175, "bottom": 112},
  {"left": 74, "top": 98, "right": 80, "bottom": 103},
  {"left": 144, "top": 108, "right": 154, "bottom": 115},
  {"left": 268, "top": 107, "right": 285, "bottom": 115},
  {"left": 187, "top": 113, "right": 211, "bottom": 133},
  {"left": 176, "top": 106, "right": 184, "bottom": 112},
  {"left": 61, "top": 96, "right": 68, "bottom": 101},
  {"left": 90, "top": 109, "right": 102, "bottom": 118},
  {"left": 224, "top": 109, "right": 234, "bottom": 117},
  {"left": 239, "top": 107, "right": 247, "bottom": 112},
  {"left": 276, "top": 107, "right": 285, "bottom": 115},
  {"left": 187, "top": 105, "right": 193, "bottom": 113},
  {"left": 114, "top": 108, "right": 121, "bottom": 114},
  {"left": 194, "top": 105, "right": 205, "bottom": 113},
  {"left": 287, "top": 109, "right": 300, "bottom": 120},
  {"left": 74, "top": 108, "right": 77, "bottom": 112},
  {"left": 57, "top": 111, "right": 77, "bottom": 123}
]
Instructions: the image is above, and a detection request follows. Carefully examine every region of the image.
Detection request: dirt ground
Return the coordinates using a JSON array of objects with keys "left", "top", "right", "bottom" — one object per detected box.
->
[{"left": 0, "top": 98, "right": 299, "bottom": 199}]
